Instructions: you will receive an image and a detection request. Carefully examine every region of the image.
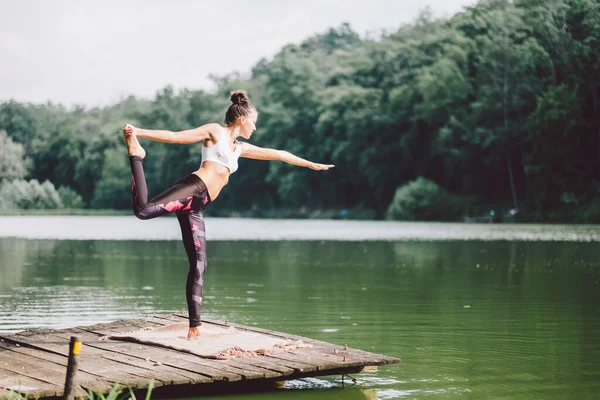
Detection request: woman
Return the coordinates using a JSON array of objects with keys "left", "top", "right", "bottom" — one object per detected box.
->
[{"left": 122, "top": 90, "right": 334, "bottom": 339}]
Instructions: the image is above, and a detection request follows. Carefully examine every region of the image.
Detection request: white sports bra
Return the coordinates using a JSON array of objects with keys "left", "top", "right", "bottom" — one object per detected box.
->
[{"left": 201, "top": 128, "right": 242, "bottom": 174}]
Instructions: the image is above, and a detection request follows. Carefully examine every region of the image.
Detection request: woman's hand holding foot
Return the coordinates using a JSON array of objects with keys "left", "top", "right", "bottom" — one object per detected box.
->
[{"left": 122, "top": 124, "right": 146, "bottom": 159}]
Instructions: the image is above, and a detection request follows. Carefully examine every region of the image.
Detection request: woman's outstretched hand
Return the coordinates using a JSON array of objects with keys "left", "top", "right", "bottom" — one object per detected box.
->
[
  {"left": 122, "top": 124, "right": 138, "bottom": 138},
  {"left": 309, "top": 162, "right": 335, "bottom": 171}
]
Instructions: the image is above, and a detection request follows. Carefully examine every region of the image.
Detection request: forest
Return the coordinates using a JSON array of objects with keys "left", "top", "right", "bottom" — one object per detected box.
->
[{"left": 1, "top": 0, "right": 599, "bottom": 222}]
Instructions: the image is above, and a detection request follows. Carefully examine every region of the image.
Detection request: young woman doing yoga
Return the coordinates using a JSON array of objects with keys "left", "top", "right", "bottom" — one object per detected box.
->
[{"left": 122, "top": 90, "right": 334, "bottom": 339}]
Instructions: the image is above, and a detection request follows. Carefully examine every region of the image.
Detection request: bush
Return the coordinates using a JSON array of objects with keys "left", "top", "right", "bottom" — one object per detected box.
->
[
  {"left": 58, "top": 185, "right": 84, "bottom": 208},
  {"left": 386, "top": 177, "right": 465, "bottom": 221},
  {"left": 0, "top": 179, "right": 63, "bottom": 210},
  {"left": 0, "top": 129, "right": 29, "bottom": 180}
]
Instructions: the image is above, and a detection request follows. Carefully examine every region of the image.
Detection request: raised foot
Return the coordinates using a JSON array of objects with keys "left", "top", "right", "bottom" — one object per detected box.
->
[
  {"left": 124, "top": 132, "right": 146, "bottom": 159},
  {"left": 187, "top": 327, "right": 200, "bottom": 339}
]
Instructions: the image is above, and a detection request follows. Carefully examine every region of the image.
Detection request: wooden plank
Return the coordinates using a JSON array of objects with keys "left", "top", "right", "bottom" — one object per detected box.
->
[
  {"left": 216, "top": 359, "right": 282, "bottom": 380},
  {"left": 0, "top": 363, "right": 61, "bottom": 389},
  {"left": 297, "top": 345, "right": 395, "bottom": 370},
  {"left": 245, "top": 355, "right": 316, "bottom": 374},
  {"left": 151, "top": 315, "right": 331, "bottom": 374},
  {"left": 286, "top": 347, "right": 369, "bottom": 369},
  {"left": 1, "top": 339, "right": 67, "bottom": 365},
  {"left": 102, "top": 315, "right": 394, "bottom": 373},
  {"left": 87, "top": 340, "right": 256, "bottom": 382},
  {"left": 2, "top": 333, "right": 70, "bottom": 358},
  {"left": 45, "top": 330, "right": 210, "bottom": 385},
  {"left": 225, "top": 356, "right": 296, "bottom": 376},
  {"left": 276, "top": 365, "right": 366, "bottom": 380},
  {"left": 342, "top": 347, "right": 400, "bottom": 365},
  {"left": 78, "top": 320, "right": 292, "bottom": 382},
  {"left": 173, "top": 313, "right": 400, "bottom": 366},
  {"left": 88, "top": 339, "right": 265, "bottom": 382},
  {"left": 96, "top": 313, "right": 397, "bottom": 365},
  {"left": 0, "top": 355, "right": 65, "bottom": 388},
  {"left": 117, "top": 316, "right": 323, "bottom": 374},
  {"left": 174, "top": 314, "right": 364, "bottom": 350},
  {"left": 264, "top": 351, "right": 336, "bottom": 371},
  {"left": 5, "top": 332, "right": 201, "bottom": 389},
  {"left": 63, "top": 328, "right": 250, "bottom": 383},
  {"left": 0, "top": 365, "right": 62, "bottom": 399},
  {"left": 282, "top": 343, "right": 391, "bottom": 368},
  {"left": 10, "top": 328, "right": 61, "bottom": 338},
  {"left": 0, "top": 338, "right": 112, "bottom": 399},
  {"left": 0, "top": 341, "right": 111, "bottom": 395}
]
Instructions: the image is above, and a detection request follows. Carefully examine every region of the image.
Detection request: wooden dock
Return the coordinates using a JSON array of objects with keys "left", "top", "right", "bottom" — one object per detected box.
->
[{"left": 0, "top": 313, "right": 399, "bottom": 399}]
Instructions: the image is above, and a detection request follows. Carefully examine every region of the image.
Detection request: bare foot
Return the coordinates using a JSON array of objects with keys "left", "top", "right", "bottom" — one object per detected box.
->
[
  {"left": 123, "top": 125, "right": 146, "bottom": 159},
  {"left": 187, "top": 327, "right": 200, "bottom": 339}
]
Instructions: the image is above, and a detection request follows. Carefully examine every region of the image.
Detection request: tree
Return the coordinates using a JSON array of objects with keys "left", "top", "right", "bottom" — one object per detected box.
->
[
  {"left": 1, "top": 3, "right": 599, "bottom": 221},
  {"left": 91, "top": 148, "right": 131, "bottom": 209},
  {"left": 0, "top": 130, "right": 29, "bottom": 180},
  {"left": 0, "top": 101, "right": 37, "bottom": 150}
]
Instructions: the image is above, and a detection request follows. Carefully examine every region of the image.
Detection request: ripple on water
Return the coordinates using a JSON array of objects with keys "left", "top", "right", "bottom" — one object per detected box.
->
[{"left": 0, "top": 286, "right": 156, "bottom": 333}]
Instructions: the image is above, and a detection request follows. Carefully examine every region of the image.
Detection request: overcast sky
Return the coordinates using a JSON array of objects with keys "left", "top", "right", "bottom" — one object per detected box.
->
[{"left": 1, "top": 0, "right": 476, "bottom": 107}]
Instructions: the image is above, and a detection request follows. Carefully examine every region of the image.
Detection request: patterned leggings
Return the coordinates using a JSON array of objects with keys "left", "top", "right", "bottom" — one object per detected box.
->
[{"left": 129, "top": 156, "right": 211, "bottom": 328}]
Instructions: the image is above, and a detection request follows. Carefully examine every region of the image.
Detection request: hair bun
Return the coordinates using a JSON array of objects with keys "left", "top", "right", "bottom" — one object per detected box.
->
[{"left": 230, "top": 90, "right": 249, "bottom": 105}]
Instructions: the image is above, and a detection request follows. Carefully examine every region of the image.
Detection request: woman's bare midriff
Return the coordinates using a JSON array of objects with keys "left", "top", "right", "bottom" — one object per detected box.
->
[{"left": 192, "top": 161, "right": 231, "bottom": 201}]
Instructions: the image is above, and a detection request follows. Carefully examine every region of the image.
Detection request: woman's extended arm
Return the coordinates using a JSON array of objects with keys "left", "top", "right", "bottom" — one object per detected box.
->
[
  {"left": 240, "top": 142, "right": 334, "bottom": 171},
  {"left": 124, "top": 123, "right": 220, "bottom": 144}
]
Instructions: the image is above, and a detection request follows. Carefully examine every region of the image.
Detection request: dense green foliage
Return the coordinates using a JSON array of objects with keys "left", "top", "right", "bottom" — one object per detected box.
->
[
  {"left": 1, "top": 0, "right": 599, "bottom": 221},
  {"left": 0, "top": 178, "right": 62, "bottom": 210},
  {"left": 0, "top": 130, "right": 28, "bottom": 180},
  {"left": 386, "top": 177, "right": 468, "bottom": 221}
]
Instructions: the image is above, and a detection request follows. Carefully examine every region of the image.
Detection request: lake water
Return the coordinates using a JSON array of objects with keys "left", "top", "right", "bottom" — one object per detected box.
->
[{"left": 1, "top": 216, "right": 599, "bottom": 399}]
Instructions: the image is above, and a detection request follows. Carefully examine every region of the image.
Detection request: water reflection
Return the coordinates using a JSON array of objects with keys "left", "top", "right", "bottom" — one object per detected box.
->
[
  {"left": 0, "top": 285, "right": 157, "bottom": 331},
  {"left": 0, "top": 238, "right": 599, "bottom": 399}
]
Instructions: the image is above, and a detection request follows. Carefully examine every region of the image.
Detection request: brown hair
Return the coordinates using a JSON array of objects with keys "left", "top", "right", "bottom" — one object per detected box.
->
[{"left": 225, "top": 90, "right": 256, "bottom": 126}]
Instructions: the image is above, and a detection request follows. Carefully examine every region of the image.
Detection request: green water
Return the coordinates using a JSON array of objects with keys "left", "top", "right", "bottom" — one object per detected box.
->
[{"left": 1, "top": 235, "right": 600, "bottom": 399}]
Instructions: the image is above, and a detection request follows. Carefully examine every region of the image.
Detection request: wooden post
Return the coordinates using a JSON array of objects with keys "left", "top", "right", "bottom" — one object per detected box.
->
[{"left": 63, "top": 336, "right": 81, "bottom": 400}]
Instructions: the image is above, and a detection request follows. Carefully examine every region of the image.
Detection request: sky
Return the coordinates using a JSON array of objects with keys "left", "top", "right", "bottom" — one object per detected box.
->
[{"left": 1, "top": 0, "right": 476, "bottom": 107}]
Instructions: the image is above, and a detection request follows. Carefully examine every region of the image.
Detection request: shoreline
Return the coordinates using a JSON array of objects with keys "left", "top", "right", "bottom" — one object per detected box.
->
[{"left": 1, "top": 215, "right": 599, "bottom": 242}]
